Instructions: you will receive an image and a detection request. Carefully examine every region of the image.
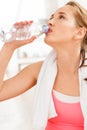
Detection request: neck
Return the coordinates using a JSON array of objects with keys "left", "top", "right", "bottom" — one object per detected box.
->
[{"left": 56, "top": 48, "right": 81, "bottom": 74}]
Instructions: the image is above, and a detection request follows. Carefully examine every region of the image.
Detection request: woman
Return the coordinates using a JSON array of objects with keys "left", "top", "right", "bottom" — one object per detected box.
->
[{"left": 0, "top": 1, "right": 87, "bottom": 130}]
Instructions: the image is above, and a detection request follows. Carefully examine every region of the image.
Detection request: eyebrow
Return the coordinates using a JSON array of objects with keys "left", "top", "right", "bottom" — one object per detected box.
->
[
  {"left": 50, "top": 11, "right": 67, "bottom": 18},
  {"left": 58, "top": 11, "right": 67, "bottom": 15},
  {"left": 50, "top": 14, "right": 54, "bottom": 18}
]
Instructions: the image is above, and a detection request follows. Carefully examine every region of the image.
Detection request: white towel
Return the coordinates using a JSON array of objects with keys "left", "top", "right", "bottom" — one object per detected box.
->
[{"left": 31, "top": 49, "right": 58, "bottom": 130}]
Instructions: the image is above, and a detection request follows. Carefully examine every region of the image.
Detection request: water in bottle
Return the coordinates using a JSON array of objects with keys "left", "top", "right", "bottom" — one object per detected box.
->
[{"left": 0, "top": 22, "right": 49, "bottom": 42}]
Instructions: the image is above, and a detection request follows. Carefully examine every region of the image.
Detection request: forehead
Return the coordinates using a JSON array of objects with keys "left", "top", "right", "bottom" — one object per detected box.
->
[{"left": 54, "top": 5, "right": 75, "bottom": 17}]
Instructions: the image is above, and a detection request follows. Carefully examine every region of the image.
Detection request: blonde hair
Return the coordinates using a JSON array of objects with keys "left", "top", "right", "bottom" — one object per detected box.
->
[{"left": 66, "top": 1, "right": 87, "bottom": 67}]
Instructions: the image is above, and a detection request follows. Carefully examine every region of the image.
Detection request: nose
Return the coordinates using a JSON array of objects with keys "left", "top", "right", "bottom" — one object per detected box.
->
[{"left": 48, "top": 18, "right": 55, "bottom": 26}]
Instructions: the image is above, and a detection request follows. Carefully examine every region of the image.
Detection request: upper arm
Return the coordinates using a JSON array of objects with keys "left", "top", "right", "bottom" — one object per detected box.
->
[{"left": 0, "top": 61, "right": 43, "bottom": 101}]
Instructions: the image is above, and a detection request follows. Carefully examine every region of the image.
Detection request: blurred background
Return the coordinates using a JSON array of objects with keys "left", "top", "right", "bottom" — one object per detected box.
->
[{"left": 0, "top": 0, "right": 87, "bottom": 129}]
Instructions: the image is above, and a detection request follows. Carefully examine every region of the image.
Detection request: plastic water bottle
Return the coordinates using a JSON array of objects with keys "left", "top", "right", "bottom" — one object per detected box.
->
[
  {"left": 0, "top": 22, "right": 49, "bottom": 42},
  {"left": 0, "top": 29, "right": 5, "bottom": 41}
]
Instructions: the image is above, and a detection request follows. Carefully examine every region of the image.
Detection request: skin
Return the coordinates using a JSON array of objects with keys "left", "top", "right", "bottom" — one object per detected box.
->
[
  {"left": 44, "top": 5, "right": 86, "bottom": 96},
  {"left": 0, "top": 5, "right": 86, "bottom": 101}
]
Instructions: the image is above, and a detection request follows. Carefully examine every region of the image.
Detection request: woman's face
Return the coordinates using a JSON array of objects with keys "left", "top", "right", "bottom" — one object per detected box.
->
[{"left": 44, "top": 5, "right": 79, "bottom": 48}]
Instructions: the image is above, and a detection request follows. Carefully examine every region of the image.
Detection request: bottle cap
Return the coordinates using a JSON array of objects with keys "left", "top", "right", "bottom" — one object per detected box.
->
[{"left": 42, "top": 25, "right": 49, "bottom": 33}]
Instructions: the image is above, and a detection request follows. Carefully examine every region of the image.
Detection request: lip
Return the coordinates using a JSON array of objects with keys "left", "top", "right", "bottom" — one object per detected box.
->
[
  {"left": 46, "top": 28, "right": 52, "bottom": 34},
  {"left": 48, "top": 28, "right": 52, "bottom": 33},
  {"left": 46, "top": 28, "right": 52, "bottom": 35}
]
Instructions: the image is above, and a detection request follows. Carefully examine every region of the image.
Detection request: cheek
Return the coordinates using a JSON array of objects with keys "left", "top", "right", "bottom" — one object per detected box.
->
[
  {"left": 56, "top": 25, "right": 75, "bottom": 40},
  {"left": 44, "top": 25, "right": 76, "bottom": 44}
]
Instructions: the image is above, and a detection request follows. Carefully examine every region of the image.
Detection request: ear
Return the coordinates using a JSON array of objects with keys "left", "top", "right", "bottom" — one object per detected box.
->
[{"left": 74, "top": 27, "right": 87, "bottom": 40}]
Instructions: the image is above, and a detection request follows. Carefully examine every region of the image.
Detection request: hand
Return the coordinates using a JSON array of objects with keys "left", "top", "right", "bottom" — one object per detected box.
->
[
  {"left": 11, "top": 20, "right": 34, "bottom": 40},
  {"left": 5, "top": 20, "right": 36, "bottom": 49},
  {"left": 5, "top": 36, "right": 36, "bottom": 49},
  {"left": 13, "top": 20, "right": 33, "bottom": 29}
]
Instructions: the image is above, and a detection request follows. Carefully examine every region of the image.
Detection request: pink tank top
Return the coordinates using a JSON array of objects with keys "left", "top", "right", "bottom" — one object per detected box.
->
[{"left": 45, "top": 90, "right": 84, "bottom": 130}]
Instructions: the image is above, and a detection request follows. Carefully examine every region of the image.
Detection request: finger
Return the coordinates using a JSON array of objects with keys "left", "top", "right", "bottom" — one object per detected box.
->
[
  {"left": 16, "top": 36, "right": 36, "bottom": 44},
  {"left": 28, "top": 20, "right": 33, "bottom": 24},
  {"left": 14, "top": 20, "right": 33, "bottom": 26},
  {"left": 25, "top": 36, "right": 36, "bottom": 42}
]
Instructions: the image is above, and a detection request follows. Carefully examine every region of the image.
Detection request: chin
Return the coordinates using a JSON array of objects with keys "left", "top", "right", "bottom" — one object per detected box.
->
[
  {"left": 44, "top": 37, "right": 53, "bottom": 45},
  {"left": 44, "top": 39, "right": 51, "bottom": 46}
]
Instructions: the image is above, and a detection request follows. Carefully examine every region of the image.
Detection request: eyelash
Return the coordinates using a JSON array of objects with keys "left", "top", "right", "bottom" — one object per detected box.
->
[
  {"left": 49, "top": 15, "right": 65, "bottom": 20},
  {"left": 59, "top": 15, "right": 65, "bottom": 19},
  {"left": 49, "top": 17, "right": 53, "bottom": 20}
]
